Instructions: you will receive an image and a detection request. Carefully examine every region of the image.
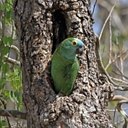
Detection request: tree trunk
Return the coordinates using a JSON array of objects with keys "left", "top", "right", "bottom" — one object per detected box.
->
[{"left": 14, "top": 0, "right": 114, "bottom": 127}]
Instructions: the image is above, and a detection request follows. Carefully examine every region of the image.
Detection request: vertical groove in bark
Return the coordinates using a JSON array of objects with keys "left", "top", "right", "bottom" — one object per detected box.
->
[{"left": 14, "top": 0, "right": 114, "bottom": 128}]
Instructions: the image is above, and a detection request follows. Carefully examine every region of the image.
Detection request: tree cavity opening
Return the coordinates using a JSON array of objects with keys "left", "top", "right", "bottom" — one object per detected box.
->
[{"left": 52, "top": 10, "right": 67, "bottom": 53}]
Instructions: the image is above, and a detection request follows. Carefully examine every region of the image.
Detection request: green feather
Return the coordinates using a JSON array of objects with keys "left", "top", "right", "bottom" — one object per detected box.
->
[{"left": 51, "top": 37, "right": 84, "bottom": 95}]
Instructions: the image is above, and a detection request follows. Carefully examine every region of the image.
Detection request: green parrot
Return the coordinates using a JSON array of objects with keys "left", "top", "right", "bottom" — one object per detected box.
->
[{"left": 51, "top": 37, "right": 84, "bottom": 95}]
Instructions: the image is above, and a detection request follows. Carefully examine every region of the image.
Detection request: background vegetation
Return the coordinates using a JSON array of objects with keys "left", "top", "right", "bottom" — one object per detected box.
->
[
  {"left": 0, "top": 0, "right": 23, "bottom": 127},
  {"left": 92, "top": 0, "right": 128, "bottom": 127}
]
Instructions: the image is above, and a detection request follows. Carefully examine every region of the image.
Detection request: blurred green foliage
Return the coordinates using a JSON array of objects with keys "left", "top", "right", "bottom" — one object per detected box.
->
[{"left": 0, "top": 0, "right": 22, "bottom": 127}]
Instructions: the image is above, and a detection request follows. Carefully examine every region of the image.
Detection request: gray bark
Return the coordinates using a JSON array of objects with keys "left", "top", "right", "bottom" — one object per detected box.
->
[{"left": 14, "top": 0, "right": 114, "bottom": 127}]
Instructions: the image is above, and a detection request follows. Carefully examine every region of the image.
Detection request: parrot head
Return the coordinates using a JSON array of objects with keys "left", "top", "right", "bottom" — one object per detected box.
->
[{"left": 60, "top": 37, "right": 84, "bottom": 60}]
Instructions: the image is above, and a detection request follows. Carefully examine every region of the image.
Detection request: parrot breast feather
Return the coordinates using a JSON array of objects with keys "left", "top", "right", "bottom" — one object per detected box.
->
[{"left": 51, "top": 51, "right": 79, "bottom": 95}]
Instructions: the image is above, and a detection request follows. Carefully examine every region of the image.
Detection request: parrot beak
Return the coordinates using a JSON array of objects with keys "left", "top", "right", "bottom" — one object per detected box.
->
[
  {"left": 76, "top": 44, "right": 85, "bottom": 54},
  {"left": 76, "top": 41, "right": 85, "bottom": 54}
]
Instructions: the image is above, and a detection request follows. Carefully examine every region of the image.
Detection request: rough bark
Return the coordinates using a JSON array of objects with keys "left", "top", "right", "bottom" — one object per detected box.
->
[{"left": 14, "top": 0, "right": 114, "bottom": 127}]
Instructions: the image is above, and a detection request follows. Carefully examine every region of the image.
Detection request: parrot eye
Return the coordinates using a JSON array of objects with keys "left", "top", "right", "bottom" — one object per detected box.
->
[{"left": 72, "top": 41, "right": 77, "bottom": 46}]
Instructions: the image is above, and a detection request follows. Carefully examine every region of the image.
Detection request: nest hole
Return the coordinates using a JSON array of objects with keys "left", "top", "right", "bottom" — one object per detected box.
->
[{"left": 52, "top": 9, "right": 67, "bottom": 53}]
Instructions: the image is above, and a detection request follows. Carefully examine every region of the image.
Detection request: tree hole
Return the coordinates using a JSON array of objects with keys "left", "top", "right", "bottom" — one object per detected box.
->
[{"left": 52, "top": 10, "right": 67, "bottom": 53}]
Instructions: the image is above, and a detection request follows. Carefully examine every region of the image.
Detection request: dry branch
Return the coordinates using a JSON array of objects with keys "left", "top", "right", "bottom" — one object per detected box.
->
[{"left": 0, "top": 109, "right": 26, "bottom": 120}]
